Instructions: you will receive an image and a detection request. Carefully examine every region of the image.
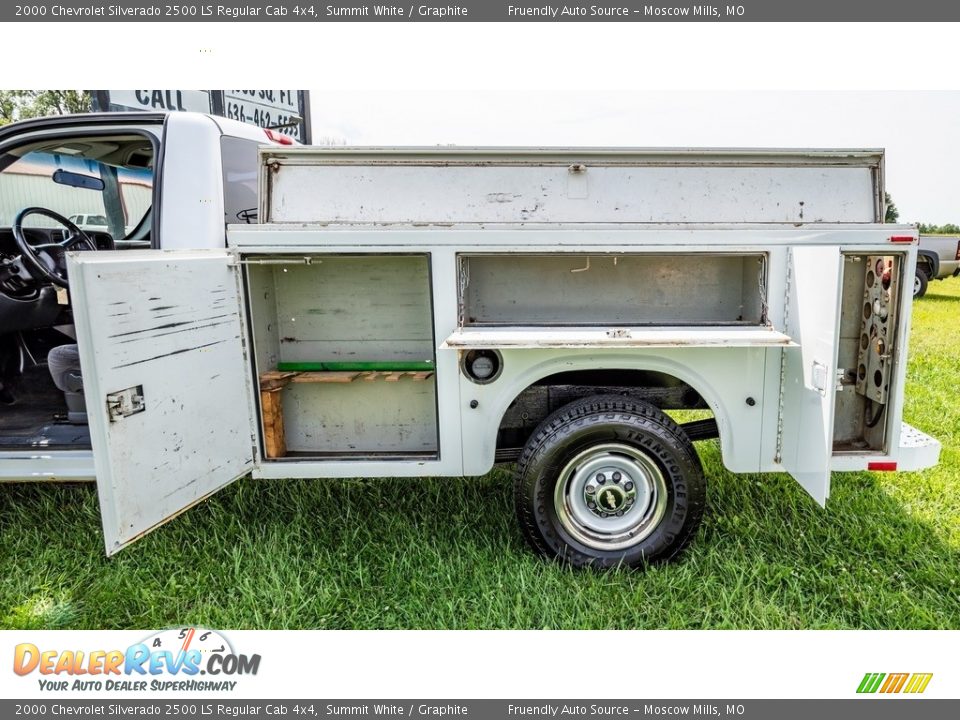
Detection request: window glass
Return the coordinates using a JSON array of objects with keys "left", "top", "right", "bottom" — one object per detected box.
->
[{"left": 0, "top": 149, "right": 153, "bottom": 239}]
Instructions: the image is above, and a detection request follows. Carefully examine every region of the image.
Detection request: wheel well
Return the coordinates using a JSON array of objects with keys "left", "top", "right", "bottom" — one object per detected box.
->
[
  {"left": 495, "top": 368, "right": 713, "bottom": 456},
  {"left": 916, "top": 251, "right": 938, "bottom": 279}
]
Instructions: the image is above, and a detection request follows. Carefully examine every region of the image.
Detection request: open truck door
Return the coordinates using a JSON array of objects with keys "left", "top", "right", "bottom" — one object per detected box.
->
[
  {"left": 68, "top": 249, "right": 255, "bottom": 554},
  {"left": 780, "top": 246, "right": 843, "bottom": 506}
]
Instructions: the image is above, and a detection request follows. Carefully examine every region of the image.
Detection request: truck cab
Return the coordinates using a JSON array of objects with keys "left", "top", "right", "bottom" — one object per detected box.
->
[{"left": 0, "top": 111, "right": 275, "bottom": 480}]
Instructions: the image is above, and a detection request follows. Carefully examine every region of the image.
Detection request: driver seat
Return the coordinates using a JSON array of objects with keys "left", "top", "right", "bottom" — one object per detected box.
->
[{"left": 48, "top": 344, "right": 86, "bottom": 424}]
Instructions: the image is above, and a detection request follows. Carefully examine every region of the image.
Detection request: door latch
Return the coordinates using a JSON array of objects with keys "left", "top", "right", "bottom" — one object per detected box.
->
[
  {"left": 810, "top": 361, "right": 828, "bottom": 397},
  {"left": 106, "top": 386, "right": 145, "bottom": 422}
]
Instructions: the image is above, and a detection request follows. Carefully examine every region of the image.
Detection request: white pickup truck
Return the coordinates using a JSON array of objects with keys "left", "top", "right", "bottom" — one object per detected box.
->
[{"left": 0, "top": 112, "right": 941, "bottom": 568}]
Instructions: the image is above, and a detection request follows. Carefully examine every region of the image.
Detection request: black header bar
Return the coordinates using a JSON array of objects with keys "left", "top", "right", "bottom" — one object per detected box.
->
[{"left": 4, "top": 1, "right": 960, "bottom": 22}]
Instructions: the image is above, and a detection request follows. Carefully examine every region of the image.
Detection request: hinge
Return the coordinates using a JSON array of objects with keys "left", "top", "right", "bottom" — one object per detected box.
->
[
  {"left": 457, "top": 256, "right": 470, "bottom": 327},
  {"left": 233, "top": 256, "right": 322, "bottom": 266},
  {"left": 774, "top": 249, "right": 794, "bottom": 464}
]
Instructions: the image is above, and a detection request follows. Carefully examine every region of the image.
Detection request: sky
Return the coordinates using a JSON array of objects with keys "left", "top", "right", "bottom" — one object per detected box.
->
[
  {"left": 310, "top": 90, "right": 960, "bottom": 225},
  {"left": 6, "top": 22, "right": 957, "bottom": 223}
]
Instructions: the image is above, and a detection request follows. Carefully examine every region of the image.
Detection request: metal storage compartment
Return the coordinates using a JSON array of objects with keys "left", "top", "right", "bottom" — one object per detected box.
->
[
  {"left": 458, "top": 253, "right": 767, "bottom": 326},
  {"left": 260, "top": 148, "right": 884, "bottom": 225},
  {"left": 244, "top": 254, "right": 439, "bottom": 459},
  {"left": 832, "top": 252, "right": 904, "bottom": 453}
]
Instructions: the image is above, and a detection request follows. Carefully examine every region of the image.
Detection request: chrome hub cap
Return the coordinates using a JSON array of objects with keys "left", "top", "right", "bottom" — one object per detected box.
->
[{"left": 554, "top": 442, "right": 668, "bottom": 551}]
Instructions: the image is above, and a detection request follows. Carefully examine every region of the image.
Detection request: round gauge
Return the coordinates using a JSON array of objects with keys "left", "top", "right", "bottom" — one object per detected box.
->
[
  {"left": 471, "top": 355, "right": 496, "bottom": 379},
  {"left": 462, "top": 349, "right": 502, "bottom": 384}
]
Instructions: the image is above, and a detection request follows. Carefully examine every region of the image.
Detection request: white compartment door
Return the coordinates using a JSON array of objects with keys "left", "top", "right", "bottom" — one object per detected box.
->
[
  {"left": 780, "top": 246, "right": 842, "bottom": 505},
  {"left": 68, "top": 250, "right": 255, "bottom": 554}
]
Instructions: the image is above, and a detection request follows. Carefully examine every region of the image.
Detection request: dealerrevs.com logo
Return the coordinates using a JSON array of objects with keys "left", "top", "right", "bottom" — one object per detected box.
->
[
  {"left": 13, "top": 628, "right": 260, "bottom": 692},
  {"left": 857, "top": 672, "right": 933, "bottom": 694}
]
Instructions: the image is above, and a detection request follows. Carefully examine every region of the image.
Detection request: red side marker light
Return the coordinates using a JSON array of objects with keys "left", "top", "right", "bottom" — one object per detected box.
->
[
  {"left": 868, "top": 461, "right": 897, "bottom": 471},
  {"left": 263, "top": 128, "right": 294, "bottom": 145},
  {"left": 889, "top": 236, "right": 914, "bottom": 243}
]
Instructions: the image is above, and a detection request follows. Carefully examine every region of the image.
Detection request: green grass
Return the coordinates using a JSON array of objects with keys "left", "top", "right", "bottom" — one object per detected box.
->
[{"left": 2, "top": 284, "right": 959, "bottom": 630}]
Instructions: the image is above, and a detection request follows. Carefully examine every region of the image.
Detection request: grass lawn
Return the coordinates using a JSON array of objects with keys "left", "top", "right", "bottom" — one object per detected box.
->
[{"left": 1, "top": 283, "right": 958, "bottom": 630}]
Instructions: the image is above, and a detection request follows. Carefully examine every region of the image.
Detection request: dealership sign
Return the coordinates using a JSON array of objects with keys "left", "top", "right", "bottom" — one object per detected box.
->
[{"left": 92, "top": 90, "right": 311, "bottom": 143}]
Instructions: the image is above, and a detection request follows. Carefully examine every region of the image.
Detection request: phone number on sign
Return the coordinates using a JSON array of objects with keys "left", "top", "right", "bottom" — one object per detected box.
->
[{"left": 224, "top": 103, "right": 301, "bottom": 138}]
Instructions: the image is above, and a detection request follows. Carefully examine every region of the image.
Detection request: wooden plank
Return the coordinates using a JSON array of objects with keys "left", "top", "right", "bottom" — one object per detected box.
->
[
  {"left": 260, "top": 388, "right": 286, "bottom": 459},
  {"left": 260, "top": 368, "right": 434, "bottom": 388},
  {"left": 259, "top": 370, "right": 298, "bottom": 391},
  {"left": 260, "top": 370, "right": 298, "bottom": 382},
  {"left": 290, "top": 371, "right": 360, "bottom": 384}
]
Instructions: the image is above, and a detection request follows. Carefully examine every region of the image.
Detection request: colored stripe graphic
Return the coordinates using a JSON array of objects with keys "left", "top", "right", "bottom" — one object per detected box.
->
[
  {"left": 904, "top": 673, "right": 933, "bottom": 694},
  {"left": 880, "top": 673, "right": 909, "bottom": 693},
  {"left": 857, "top": 672, "right": 932, "bottom": 694},
  {"left": 857, "top": 673, "right": 885, "bottom": 693}
]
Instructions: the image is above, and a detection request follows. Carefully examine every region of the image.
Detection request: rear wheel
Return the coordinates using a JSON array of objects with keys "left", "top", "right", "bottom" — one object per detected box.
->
[
  {"left": 913, "top": 269, "right": 928, "bottom": 298},
  {"left": 514, "top": 395, "right": 706, "bottom": 569}
]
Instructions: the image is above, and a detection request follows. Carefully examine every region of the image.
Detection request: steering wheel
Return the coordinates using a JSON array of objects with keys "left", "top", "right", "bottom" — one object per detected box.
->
[{"left": 12, "top": 207, "right": 98, "bottom": 288}]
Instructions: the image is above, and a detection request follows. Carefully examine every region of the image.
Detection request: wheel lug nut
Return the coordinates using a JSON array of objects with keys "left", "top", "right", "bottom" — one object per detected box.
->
[
  {"left": 624, "top": 481, "right": 634, "bottom": 491},
  {"left": 596, "top": 473, "right": 606, "bottom": 484},
  {"left": 586, "top": 485, "right": 595, "bottom": 494},
  {"left": 612, "top": 472, "right": 622, "bottom": 483},
  {"left": 600, "top": 512, "right": 608, "bottom": 518},
  {"left": 616, "top": 510, "right": 624, "bottom": 516},
  {"left": 588, "top": 501, "right": 596, "bottom": 509}
]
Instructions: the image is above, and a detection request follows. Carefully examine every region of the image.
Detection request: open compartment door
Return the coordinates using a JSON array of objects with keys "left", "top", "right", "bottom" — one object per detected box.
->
[
  {"left": 780, "top": 246, "right": 843, "bottom": 505},
  {"left": 68, "top": 250, "right": 255, "bottom": 554}
]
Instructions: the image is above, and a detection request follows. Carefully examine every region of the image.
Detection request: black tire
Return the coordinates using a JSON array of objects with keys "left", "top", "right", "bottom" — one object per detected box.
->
[
  {"left": 514, "top": 395, "right": 706, "bottom": 569},
  {"left": 914, "top": 269, "right": 928, "bottom": 298}
]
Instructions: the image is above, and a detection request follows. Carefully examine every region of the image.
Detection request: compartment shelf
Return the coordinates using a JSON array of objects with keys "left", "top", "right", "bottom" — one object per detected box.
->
[
  {"left": 258, "top": 368, "right": 436, "bottom": 459},
  {"left": 245, "top": 253, "right": 439, "bottom": 461},
  {"left": 260, "top": 369, "right": 435, "bottom": 390},
  {"left": 443, "top": 326, "right": 795, "bottom": 349}
]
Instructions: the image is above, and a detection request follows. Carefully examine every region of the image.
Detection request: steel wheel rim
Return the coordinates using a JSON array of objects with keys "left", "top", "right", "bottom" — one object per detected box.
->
[
  {"left": 914, "top": 274, "right": 922, "bottom": 296},
  {"left": 553, "top": 442, "right": 669, "bottom": 551}
]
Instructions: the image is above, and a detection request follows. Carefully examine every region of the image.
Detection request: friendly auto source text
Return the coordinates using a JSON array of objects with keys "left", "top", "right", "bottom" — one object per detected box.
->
[{"left": 507, "top": 5, "right": 743, "bottom": 17}]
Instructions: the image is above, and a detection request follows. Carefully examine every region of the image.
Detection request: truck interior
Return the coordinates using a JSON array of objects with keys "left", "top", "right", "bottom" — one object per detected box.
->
[{"left": 0, "top": 133, "right": 155, "bottom": 451}]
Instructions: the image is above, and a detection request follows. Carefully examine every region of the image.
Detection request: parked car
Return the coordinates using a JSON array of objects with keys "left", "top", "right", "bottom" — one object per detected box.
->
[
  {"left": 67, "top": 213, "right": 109, "bottom": 233},
  {"left": 915, "top": 234, "right": 960, "bottom": 297}
]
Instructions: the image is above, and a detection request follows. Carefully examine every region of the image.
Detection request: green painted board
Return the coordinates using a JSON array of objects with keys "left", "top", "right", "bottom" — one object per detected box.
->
[{"left": 277, "top": 361, "right": 435, "bottom": 372}]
